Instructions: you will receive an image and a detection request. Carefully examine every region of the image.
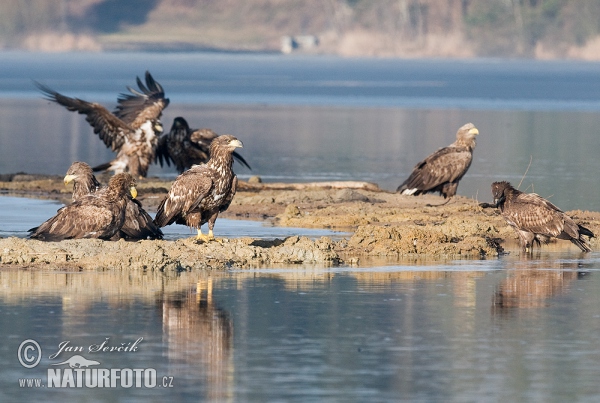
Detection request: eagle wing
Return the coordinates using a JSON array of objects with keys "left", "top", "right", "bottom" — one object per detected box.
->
[
  {"left": 113, "top": 71, "right": 170, "bottom": 129},
  {"left": 155, "top": 133, "right": 173, "bottom": 168},
  {"left": 189, "top": 129, "right": 251, "bottom": 170},
  {"left": 400, "top": 146, "right": 472, "bottom": 192},
  {"left": 504, "top": 192, "right": 566, "bottom": 237},
  {"left": 220, "top": 175, "right": 238, "bottom": 213},
  {"left": 119, "top": 199, "right": 163, "bottom": 240},
  {"left": 35, "top": 82, "right": 130, "bottom": 151},
  {"left": 30, "top": 198, "right": 119, "bottom": 241},
  {"left": 154, "top": 167, "right": 214, "bottom": 227}
]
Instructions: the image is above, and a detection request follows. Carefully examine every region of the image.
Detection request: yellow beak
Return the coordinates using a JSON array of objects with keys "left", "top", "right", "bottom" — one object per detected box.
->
[
  {"left": 229, "top": 139, "right": 243, "bottom": 148},
  {"left": 469, "top": 128, "right": 479, "bottom": 136},
  {"left": 64, "top": 174, "right": 76, "bottom": 185},
  {"left": 130, "top": 186, "right": 137, "bottom": 199}
]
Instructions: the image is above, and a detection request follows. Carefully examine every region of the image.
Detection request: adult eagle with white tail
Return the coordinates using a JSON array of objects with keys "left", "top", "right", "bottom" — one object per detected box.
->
[
  {"left": 35, "top": 71, "right": 169, "bottom": 177},
  {"left": 397, "top": 123, "right": 479, "bottom": 199},
  {"left": 490, "top": 181, "right": 594, "bottom": 252},
  {"left": 154, "top": 135, "right": 243, "bottom": 242}
]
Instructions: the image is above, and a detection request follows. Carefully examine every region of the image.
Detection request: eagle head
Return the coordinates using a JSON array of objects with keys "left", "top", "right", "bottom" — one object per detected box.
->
[
  {"left": 64, "top": 161, "right": 93, "bottom": 185},
  {"left": 213, "top": 135, "right": 243, "bottom": 151},
  {"left": 456, "top": 123, "right": 479, "bottom": 148},
  {"left": 491, "top": 181, "right": 512, "bottom": 206}
]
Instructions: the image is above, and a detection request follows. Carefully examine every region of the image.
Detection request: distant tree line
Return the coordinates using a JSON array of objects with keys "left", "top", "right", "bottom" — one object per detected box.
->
[{"left": 2, "top": 0, "right": 600, "bottom": 57}]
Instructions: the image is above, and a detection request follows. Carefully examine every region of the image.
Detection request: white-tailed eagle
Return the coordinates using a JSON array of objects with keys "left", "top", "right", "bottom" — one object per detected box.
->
[
  {"left": 154, "top": 135, "right": 243, "bottom": 242},
  {"left": 30, "top": 173, "right": 138, "bottom": 241},
  {"left": 398, "top": 123, "right": 479, "bottom": 199},
  {"left": 35, "top": 71, "right": 169, "bottom": 178},
  {"left": 156, "top": 117, "right": 250, "bottom": 173},
  {"left": 63, "top": 161, "right": 163, "bottom": 240},
  {"left": 490, "top": 181, "right": 594, "bottom": 252}
]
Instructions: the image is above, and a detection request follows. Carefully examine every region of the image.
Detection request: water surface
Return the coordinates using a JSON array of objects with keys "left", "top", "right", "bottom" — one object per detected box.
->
[{"left": 2, "top": 260, "right": 600, "bottom": 402}]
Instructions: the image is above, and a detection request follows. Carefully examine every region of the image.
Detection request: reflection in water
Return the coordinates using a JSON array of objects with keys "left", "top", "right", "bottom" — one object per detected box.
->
[
  {"left": 492, "top": 256, "right": 590, "bottom": 312},
  {"left": 1, "top": 261, "right": 600, "bottom": 401},
  {"left": 162, "top": 278, "right": 234, "bottom": 402}
]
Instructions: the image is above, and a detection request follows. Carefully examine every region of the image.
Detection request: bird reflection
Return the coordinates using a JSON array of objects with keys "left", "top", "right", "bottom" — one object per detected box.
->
[
  {"left": 492, "top": 258, "right": 591, "bottom": 313},
  {"left": 162, "top": 277, "right": 233, "bottom": 402}
]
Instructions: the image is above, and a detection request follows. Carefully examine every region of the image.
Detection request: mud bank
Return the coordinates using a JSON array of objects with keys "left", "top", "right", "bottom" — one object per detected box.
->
[{"left": 1, "top": 174, "right": 599, "bottom": 270}]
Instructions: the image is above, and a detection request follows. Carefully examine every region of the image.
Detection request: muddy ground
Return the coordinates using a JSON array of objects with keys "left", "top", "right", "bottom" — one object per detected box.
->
[{"left": 1, "top": 173, "right": 599, "bottom": 270}]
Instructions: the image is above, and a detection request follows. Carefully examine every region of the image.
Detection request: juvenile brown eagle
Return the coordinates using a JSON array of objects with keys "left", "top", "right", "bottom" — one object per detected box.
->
[
  {"left": 63, "top": 161, "right": 163, "bottom": 240},
  {"left": 154, "top": 135, "right": 243, "bottom": 242},
  {"left": 155, "top": 117, "right": 251, "bottom": 173},
  {"left": 35, "top": 71, "right": 169, "bottom": 178},
  {"left": 397, "top": 123, "right": 479, "bottom": 199},
  {"left": 490, "top": 181, "right": 594, "bottom": 252},
  {"left": 30, "top": 173, "right": 137, "bottom": 241}
]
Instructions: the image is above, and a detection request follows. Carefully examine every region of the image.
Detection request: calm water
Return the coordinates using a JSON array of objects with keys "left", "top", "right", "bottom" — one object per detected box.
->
[
  {"left": 2, "top": 262, "right": 600, "bottom": 402},
  {"left": 1, "top": 52, "right": 600, "bottom": 210},
  {"left": 2, "top": 52, "right": 600, "bottom": 401}
]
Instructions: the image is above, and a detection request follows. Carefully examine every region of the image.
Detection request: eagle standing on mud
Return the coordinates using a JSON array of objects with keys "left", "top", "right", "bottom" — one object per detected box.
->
[
  {"left": 30, "top": 173, "right": 138, "bottom": 241},
  {"left": 154, "top": 135, "right": 243, "bottom": 242},
  {"left": 63, "top": 161, "right": 163, "bottom": 240},
  {"left": 490, "top": 181, "right": 594, "bottom": 252},
  {"left": 155, "top": 117, "right": 250, "bottom": 173},
  {"left": 35, "top": 71, "right": 169, "bottom": 177},
  {"left": 397, "top": 123, "right": 479, "bottom": 199}
]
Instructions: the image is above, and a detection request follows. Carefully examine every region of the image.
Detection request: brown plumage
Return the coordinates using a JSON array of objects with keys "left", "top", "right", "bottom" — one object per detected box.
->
[
  {"left": 63, "top": 161, "right": 163, "bottom": 240},
  {"left": 30, "top": 173, "right": 137, "bottom": 241},
  {"left": 397, "top": 123, "right": 479, "bottom": 199},
  {"left": 64, "top": 161, "right": 101, "bottom": 201},
  {"left": 35, "top": 71, "right": 169, "bottom": 177},
  {"left": 491, "top": 181, "right": 594, "bottom": 252},
  {"left": 156, "top": 117, "right": 250, "bottom": 173},
  {"left": 154, "top": 135, "right": 243, "bottom": 241}
]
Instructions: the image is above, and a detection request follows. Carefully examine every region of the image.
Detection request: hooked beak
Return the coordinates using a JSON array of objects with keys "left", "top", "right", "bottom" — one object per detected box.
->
[
  {"left": 229, "top": 139, "right": 243, "bottom": 148},
  {"left": 155, "top": 122, "right": 164, "bottom": 134},
  {"left": 64, "top": 174, "right": 77, "bottom": 185},
  {"left": 469, "top": 128, "right": 479, "bottom": 136},
  {"left": 130, "top": 186, "right": 137, "bottom": 199}
]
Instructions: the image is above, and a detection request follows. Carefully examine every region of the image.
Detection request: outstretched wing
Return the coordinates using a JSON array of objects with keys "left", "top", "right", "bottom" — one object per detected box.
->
[
  {"left": 113, "top": 71, "right": 170, "bottom": 129},
  {"left": 154, "top": 167, "right": 214, "bottom": 227},
  {"left": 35, "top": 82, "right": 130, "bottom": 151},
  {"left": 399, "top": 146, "right": 472, "bottom": 193}
]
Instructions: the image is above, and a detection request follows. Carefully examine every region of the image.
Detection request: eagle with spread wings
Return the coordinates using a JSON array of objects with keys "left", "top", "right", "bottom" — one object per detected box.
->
[
  {"left": 35, "top": 71, "right": 169, "bottom": 178},
  {"left": 30, "top": 173, "right": 138, "bottom": 241},
  {"left": 155, "top": 117, "right": 250, "bottom": 173},
  {"left": 63, "top": 161, "right": 163, "bottom": 240},
  {"left": 154, "top": 135, "right": 243, "bottom": 242},
  {"left": 397, "top": 123, "right": 479, "bottom": 199},
  {"left": 490, "top": 181, "right": 594, "bottom": 252}
]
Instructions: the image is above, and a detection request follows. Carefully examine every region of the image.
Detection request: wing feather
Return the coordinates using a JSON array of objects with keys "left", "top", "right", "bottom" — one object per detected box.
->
[{"left": 35, "top": 82, "right": 129, "bottom": 151}]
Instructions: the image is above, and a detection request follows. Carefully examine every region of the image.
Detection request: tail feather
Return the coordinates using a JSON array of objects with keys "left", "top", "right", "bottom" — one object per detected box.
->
[
  {"left": 92, "top": 161, "right": 113, "bottom": 172},
  {"left": 578, "top": 224, "right": 594, "bottom": 239}
]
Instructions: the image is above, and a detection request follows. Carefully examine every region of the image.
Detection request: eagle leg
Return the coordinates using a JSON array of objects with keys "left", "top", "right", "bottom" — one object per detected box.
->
[{"left": 195, "top": 228, "right": 217, "bottom": 243}]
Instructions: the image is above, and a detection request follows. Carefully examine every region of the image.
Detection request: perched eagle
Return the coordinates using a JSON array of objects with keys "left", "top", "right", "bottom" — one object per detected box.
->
[
  {"left": 30, "top": 173, "right": 137, "bottom": 241},
  {"left": 155, "top": 117, "right": 251, "bottom": 173},
  {"left": 64, "top": 161, "right": 101, "bottom": 201},
  {"left": 35, "top": 71, "right": 169, "bottom": 178},
  {"left": 154, "top": 135, "right": 243, "bottom": 242},
  {"left": 397, "top": 123, "right": 479, "bottom": 199},
  {"left": 490, "top": 181, "right": 594, "bottom": 252},
  {"left": 63, "top": 161, "right": 163, "bottom": 240}
]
